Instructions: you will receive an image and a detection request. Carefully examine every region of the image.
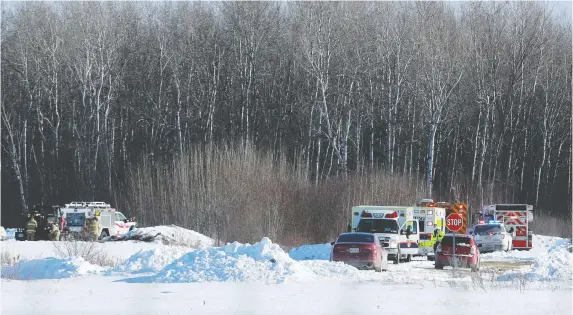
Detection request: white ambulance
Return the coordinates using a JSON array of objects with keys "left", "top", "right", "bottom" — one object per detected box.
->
[
  {"left": 350, "top": 206, "right": 419, "bottom": 264},
  {"left": 412, "top": 206, "right": 447, "bottom": 259},
  {"left": 60, "top": 201, "right": 137, "bottom": 240}
]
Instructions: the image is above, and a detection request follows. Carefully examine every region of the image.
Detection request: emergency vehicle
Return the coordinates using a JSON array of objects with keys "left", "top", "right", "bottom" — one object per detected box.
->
[
  {"left": 60, "top": 201, "right": 137, "bottom": 240},
  {"left": 479, "top": 204, "right": 533, "bottom": 250},
  {"left": 411, "top": 206, "right": 447, "bottom": 259},
  {"left": 350, "top": 206, "right": 419, "bottom": 264},
  {"left": 417, "top": 199, "right": 469, "bottom": 234}
]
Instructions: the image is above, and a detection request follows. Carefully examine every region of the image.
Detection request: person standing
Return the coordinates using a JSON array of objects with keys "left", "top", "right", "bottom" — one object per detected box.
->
[
  {"left": 49, "top": 222, "right": 60, "bottom": 241},
  {"left": 87, "top": 217, "right": 100, "bottom": 242},
  {"left": 26, "top": 216, "right": 37, "bottom": 241}
]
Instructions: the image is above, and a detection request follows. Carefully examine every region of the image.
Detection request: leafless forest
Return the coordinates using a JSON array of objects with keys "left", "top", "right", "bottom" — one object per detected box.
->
[{"left": 2, "top": 2, "right": 571, "bottom": 243}]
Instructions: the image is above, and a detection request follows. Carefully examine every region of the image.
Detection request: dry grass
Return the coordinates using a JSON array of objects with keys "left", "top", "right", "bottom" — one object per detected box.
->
[
  {"left": 123, "top": 144, "right": 571, "bottom": 245},
  {"left": 125, "top": 144, "right": 428, "bottom": 245},
  {"left": 1, "top": 250, "right": 20, "bottom": 267},
  {"left": 530, "top": 212, "right": 572, "bottom": 238},
  {"left": 52, "top": 241, "right": 120, "bottom": 268}
]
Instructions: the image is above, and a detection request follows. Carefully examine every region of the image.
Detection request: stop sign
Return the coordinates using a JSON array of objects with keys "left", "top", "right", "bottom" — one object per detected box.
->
[{"left": 446, "top": 213, "right": 464, "bottom": 232}]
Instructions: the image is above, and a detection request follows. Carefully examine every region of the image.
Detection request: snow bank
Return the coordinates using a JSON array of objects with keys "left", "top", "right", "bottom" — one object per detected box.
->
[
  {"left": 1, "top": 257, "right": 104, "bottom": 280},
  {"left": 288, "top": 243, "right": 332, "bottom": 261},
  {"left": 496, "top": 235, "right": 572, "bottom": 281},
  {"left": 111, "top": 225, "right": 215, "bottom": 247},
  {"left": 124, "top": 237, "right": 319, "bottom": 284},
  {"left": 114, "top": 247, "right": 191, "bottom": 273}
]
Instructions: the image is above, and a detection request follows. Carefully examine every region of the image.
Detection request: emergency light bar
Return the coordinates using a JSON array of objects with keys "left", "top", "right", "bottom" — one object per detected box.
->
[{"left": 487, "top": 220, "right": 502, "bottom": 224}]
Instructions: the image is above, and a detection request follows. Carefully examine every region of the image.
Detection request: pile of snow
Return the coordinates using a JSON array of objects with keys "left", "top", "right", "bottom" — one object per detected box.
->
[
  {"left": 114, "top": 246, "right": 191, "bottom": 273},
  {"left": 107, "top": 225, "right": 214, "bottom": 247},
  {"left": 289, "top": 243, "right": 332, "bottom": 261},
  {"left": 495, "top": 235, "right": 572, "bottom": 282},
  {"left": 1, "top": 257, "right": 104, "bottom": 280},
  {"left": 124, "top": 237, "right": 322, "bottom": 284}
]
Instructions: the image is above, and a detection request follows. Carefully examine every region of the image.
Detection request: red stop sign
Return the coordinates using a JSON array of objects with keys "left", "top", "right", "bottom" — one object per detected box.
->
[{"left": 446, "top": 213, "right": 464, "bottom": 232}]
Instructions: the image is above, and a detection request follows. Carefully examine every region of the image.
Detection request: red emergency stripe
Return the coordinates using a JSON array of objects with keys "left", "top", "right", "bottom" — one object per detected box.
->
[
  {"left": 512, "top": 239, "right": 530, "bottom": 248},
  {"left": 115, "top": 223, "right": 129, "bottom": 228}
]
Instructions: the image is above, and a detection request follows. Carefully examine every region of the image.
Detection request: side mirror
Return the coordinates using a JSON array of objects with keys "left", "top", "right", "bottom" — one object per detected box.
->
[
  {"left": 330, "top": 241, "right": 335, "bottom": 246},
  {"left": 508, "top": 228, "right": 515, "bottom": 233}
]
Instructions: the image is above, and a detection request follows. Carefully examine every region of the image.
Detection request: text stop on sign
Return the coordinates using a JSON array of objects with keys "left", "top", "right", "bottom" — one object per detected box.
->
[{"left": 446, "top": 213, "right": 463, "bottom": 232}]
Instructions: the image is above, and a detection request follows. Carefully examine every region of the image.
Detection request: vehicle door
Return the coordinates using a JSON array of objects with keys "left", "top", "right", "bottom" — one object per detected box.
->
[
  {"left": 115, "top": 212, "right": 129, "bottom": 235},
  {"left": 399, "top": 220, "right": 419, "bottom": 255}
]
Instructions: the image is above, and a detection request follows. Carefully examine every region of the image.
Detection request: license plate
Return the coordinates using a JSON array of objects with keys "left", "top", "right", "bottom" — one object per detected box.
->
[{"left": 349, "top": 248, "right": 359, "bottom": 253}]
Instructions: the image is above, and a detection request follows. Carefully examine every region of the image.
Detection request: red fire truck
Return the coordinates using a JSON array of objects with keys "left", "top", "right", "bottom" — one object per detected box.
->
[{"left": 479, "top": 204, "right": 534, "bottom": 250}]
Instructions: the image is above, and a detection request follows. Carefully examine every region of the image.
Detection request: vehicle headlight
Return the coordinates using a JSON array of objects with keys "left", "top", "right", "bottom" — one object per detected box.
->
[{"left": 389, "top": 241, "right": 398, "bottom": 248}]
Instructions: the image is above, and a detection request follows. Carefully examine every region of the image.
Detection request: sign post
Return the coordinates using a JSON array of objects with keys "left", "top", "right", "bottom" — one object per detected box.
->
[{"left": 446, "top": 213, "right": 464, "bottom": 269}]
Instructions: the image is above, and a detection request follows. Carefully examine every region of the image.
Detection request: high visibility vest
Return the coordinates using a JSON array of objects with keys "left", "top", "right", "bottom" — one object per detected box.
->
[
  {"left": 432, "top": 230, "right": 445, "bottom": 242},
  {"left": 26, "top": 219, "right": 37, "bottom": 232},
  {"left": 87, "top": 219, "right": 99, "bottom": 234}
]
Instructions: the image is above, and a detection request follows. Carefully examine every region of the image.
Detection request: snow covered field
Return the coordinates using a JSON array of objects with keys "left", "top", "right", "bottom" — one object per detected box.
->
[{"left": 1, "top": 229, "right": 571, "bottom": 315}]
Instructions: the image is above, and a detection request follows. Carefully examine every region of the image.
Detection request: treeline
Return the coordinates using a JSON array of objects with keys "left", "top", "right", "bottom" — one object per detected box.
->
[{"left": 1, "top": 2, "right": 571, "bottom": 239}]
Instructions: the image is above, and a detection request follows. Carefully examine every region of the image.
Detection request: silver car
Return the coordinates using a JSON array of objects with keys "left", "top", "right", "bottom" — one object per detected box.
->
[{"left": 471, "top": 222, "right": 513, "bottom": 253}]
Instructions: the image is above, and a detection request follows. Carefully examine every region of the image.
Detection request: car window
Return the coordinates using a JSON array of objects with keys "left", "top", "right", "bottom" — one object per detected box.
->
[
  {"left": 357, "top": 219, "right": 399, "bottom": 234},
  {"left": 405, "top": 221, "right": 418, "bottom": 233},
  {"left": 417, "top": 220, "right": 425, "bottom": 233},
  {"left": 337, "top": 234, "right": 375, "bottom": 243},
  {"left": 473, "top": 225, "right": 502, "bottom": 235},
  {"left": 115, "top": 212, "right": 127, "bottom": 221},
  {"left": 65, "top": 212, "right": 86, "bottom": 227},
  {"left": 440, "top": 236, "right": 472, "bottom": 246}
]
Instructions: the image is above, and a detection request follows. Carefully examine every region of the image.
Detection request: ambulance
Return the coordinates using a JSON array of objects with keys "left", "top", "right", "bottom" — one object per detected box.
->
[
  {"left": 350, "top": 206, "right": 419, "bottom": 264},
  {"left": 412, "top": 206, "right": 447, "bottom": 260},
  {"left": 60, "top": 201, "right": 137, "bottom": 240}
]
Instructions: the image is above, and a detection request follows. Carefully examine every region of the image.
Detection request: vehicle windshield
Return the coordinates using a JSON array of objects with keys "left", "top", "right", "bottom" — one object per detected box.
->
[
  {"left": 65, "top": 212, "right": 86, "bottom": 227},
  {"left": 440, "top": 236, "right": 472, "bottom": 246},
  {"left": 356, "top": 219, "right": 399, "bottom": 234},
  {"left": 337, "top": 234, "right": 375, "bottom": 243},
  {"left": 473, "top": 225, "right": 502, "bottom": 235}
]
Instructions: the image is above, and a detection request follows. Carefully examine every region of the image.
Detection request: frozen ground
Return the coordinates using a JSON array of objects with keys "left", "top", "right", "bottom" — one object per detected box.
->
[{"left": 1, "top": 231, "right": 571, "bottom": 314}]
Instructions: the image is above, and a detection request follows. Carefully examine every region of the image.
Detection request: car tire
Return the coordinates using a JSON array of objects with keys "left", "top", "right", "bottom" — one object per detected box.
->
[
  {"left": 405, "top": 254, "right": 412, "bottom": 262},
  {"left": 393, "top": 250, "right": 400, "bottom": 264},
  {"left": 427, "top": 255, "right": 435, "bottom": 261}
]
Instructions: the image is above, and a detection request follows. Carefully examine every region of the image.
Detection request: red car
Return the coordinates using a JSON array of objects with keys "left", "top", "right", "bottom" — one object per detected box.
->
[
  {"left": 330, "top": 232, "right": 389, "bottom": 272},
  {"left": 435, "top": 234, "right": 481, "bottom": 272}
]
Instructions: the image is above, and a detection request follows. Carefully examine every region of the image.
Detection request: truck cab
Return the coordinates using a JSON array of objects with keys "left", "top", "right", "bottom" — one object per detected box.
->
[{"left": 351, "top": 206, "right": 419, "bottom": 264}]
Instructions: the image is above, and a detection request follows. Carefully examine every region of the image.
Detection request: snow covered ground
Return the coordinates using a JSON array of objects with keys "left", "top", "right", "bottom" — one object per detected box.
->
[{"left": 1, "top": 231, "right": 571, "bottom": 314}]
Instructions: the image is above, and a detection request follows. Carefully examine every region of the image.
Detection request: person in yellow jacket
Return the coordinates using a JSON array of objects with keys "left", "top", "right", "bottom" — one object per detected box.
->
[
  {"left": 86, "top": 217, "right": 100, "bottom": 242},
  {"left": 26, "top": 216, "right": 37, "bottom": 241}
]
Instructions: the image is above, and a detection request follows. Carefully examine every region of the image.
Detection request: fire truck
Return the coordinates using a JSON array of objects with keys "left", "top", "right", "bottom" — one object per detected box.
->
[
  {"left": 60, "top": 201, "right": 137, "bottom": 240},
  {"left": 417, "top": 199, "right": 469, "bottom": 234},
  {"left": 479, "top": 204, "right": 533, "bottom": 250}
]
